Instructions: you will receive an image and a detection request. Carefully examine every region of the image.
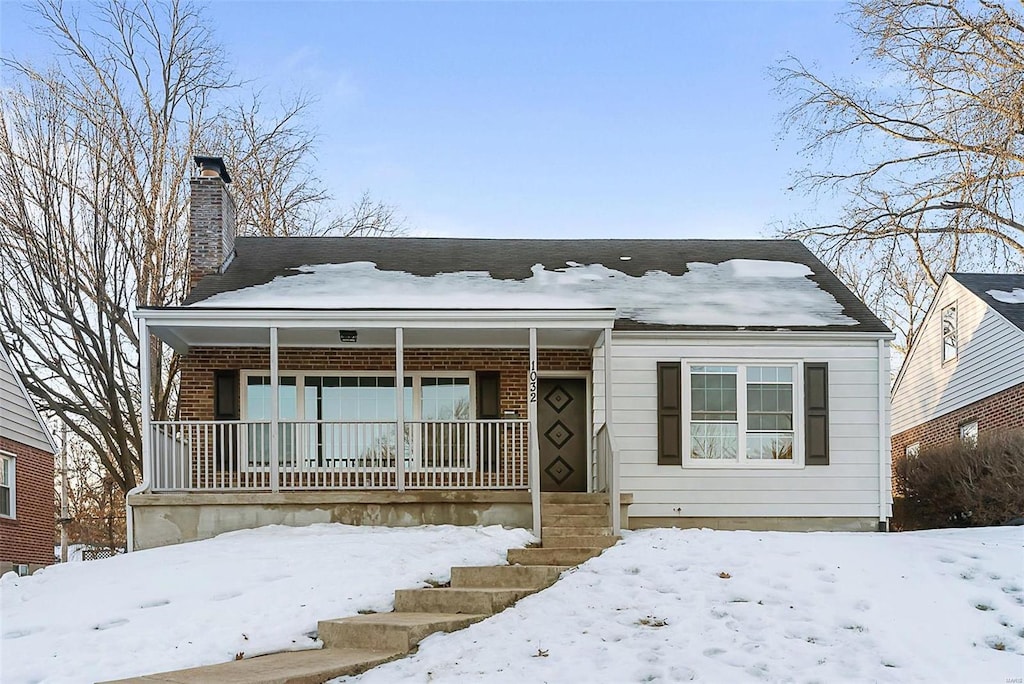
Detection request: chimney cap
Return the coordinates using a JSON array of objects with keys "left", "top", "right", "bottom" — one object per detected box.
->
[{"left": 193, "top": 155, "right": 232, "bottom": 184}]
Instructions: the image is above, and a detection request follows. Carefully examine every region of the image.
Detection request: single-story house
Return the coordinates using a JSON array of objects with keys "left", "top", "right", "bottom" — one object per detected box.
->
[
  {"left": 126, "top": 157, "right": 895, "bottom": 550},
  {"left": 891, "top": 272, "right": 1024, "bottom": 461},
  {"left": 1, "top": 341, "right": 58, "bottom": 574}
]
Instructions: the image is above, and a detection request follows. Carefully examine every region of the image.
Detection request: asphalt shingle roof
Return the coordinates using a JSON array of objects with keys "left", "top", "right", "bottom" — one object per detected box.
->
[
  {"left": 949, "top": 273, "right": 1024, "bottom": 333},
  {"left": 181, "top": 237, "right": 890, "bottom": 333}
]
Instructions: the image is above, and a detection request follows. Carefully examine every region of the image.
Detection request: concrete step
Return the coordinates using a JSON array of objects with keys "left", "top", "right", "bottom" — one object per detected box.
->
[
  {"left": 507, "top": 547, "right": 604, "bottom": 566},
  {"left": 542, "top": 526, "right": 613, "bottom": 537},
  {"left": 102, "top": 647, "right": 402, "bottom": 683},
  {"left": 393, "top": 587, "right": 534, "bottom": 615},
  {"left": 450, "top": 564, "right": 569, "bottom": 589},
  {"left": 541, "top": 503, "right": 608, "bottom": 516},
  {"left": 318, "top": 612, "right": 486, "bottom": 653},
  {"left": 540, "top": 492, "right": 610, "bottom": 504},
  {"left": 543, "top": 535, "right": 619, "bottom": 549},
  {"left": 543, "top": 514, "right": 611, "bottom": 527}
]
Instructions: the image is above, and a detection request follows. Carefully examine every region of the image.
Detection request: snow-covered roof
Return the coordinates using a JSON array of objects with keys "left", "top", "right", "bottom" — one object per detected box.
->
[
  {"left": 181, "top": 238, "right": 891, "bottom": 333},
  {"left": 950, "top": 273, "right": 1024, "bottom": 333}
]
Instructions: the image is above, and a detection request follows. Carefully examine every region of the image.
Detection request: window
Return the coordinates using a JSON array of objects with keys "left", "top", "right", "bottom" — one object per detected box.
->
[
  {"left": 905, "top": 442, "right": 920, "bottom": 459},
  {"left": 942, "top": 305, "right": 958, "bottom": 362},
  {"left": 0, "top": 452, "right": 14, "bottom": 518},
  {"left": 686, "top": 363, "right": 800, "bottom": 467},
  {"left": 240, "top": 372, "right": 474, "bottom": 469},
  {"left": 959, "top": 421, "right": 978, "bottom": 446}
]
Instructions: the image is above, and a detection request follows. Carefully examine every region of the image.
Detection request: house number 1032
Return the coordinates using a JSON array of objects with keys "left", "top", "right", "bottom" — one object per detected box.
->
[{"left": 528, "top": 362, "right": 537, "bottom": 404}]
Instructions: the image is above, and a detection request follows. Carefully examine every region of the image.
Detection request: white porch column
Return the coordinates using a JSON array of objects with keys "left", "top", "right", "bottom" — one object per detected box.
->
[
  {"left": 269, "top": 326, "right": 280, "bottom": 492},
  {"left": 395, "top": 327, "right": 405, "bottom": 492},
  {"left": 528, "top": 327, "right": 540, "bottom": 537},
  {"left": 138, "top": 316, "right": 153, "bottom": 489},
  {"left": 604, "top": 326, "right": 620, "bottom": 533},
  {"left": 127, "top": 316, "right": 153, "bottom": 553}
]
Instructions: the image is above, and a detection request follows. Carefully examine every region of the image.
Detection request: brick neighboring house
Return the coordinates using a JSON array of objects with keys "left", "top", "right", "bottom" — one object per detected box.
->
[
  {"left": 891, "top": 273, "right": 1024, "bottom": 467},
  {"left": 127, "top": 156, "right": 895, "bottom": 551},
  {"left": 0, "top": 343, "right": 57, "bottom": 574}
]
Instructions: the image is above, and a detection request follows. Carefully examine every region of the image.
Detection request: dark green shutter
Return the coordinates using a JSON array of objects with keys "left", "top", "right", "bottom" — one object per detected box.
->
[
  {"left": 804, "top": 363, "right": 829, "bottom": 466},
  {"left": 657, "top": 362, "right": 682, "bottom": 465},
  {"left": 214, "top": 370, "right": 239, "bottom": 468},
  {"left": 476, "top": 371, "right": 501, "bottom": 418},
  {"left": 476, "top": 371, "right": 501, "bottom": 472},
  {"left": 214, "top": 370, "right": 240, "bottom": 420}
]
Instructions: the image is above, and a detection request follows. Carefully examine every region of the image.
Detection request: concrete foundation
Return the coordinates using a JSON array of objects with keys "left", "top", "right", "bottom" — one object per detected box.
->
[
  {"left": 629, "top": 516, "right": 881, "bottom": 532},
  {"left": 128, "top": 490, "right": 534, "bottom": 550}
]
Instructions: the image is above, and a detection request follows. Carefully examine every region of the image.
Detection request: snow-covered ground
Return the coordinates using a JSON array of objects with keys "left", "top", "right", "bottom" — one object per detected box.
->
[
  {"left": 2, "top": 523, "right": 533, "bottom": 684},
  {"left": 344, "top": 527, "right": 1024, "bottom": 684}
]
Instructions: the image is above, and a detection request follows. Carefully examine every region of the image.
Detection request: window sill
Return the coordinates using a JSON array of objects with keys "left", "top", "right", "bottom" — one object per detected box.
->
[{"left": 681, "top": 460, "right": 805, "bottom": 470}]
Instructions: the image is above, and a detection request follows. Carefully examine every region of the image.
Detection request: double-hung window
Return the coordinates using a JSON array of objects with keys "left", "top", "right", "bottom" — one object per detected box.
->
[
  {"left": 0, "top": 451, "right": 14, "bottom": 518},
  {"left": 685, "top": 363, "right": 801, "bottom": 467}
]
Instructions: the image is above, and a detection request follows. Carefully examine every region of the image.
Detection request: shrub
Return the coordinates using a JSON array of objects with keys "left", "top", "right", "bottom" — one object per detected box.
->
[{"left": 892, "top": 429, "right": 1024, "bottom": 530}]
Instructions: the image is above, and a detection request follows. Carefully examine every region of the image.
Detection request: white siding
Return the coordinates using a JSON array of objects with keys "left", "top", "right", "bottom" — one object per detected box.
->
[
  {"left": 891, "top": 278, "right": 1024, "bottom": 435},
  {"left": 596, "top": 336, "right": 886, "bottom": 520},
  {"left": 0, "top": 347, "right": 56, "bottom": 453}
]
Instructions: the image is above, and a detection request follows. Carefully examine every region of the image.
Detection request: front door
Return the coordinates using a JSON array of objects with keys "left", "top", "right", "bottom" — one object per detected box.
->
[{"left": 538, "top": 378, "right": 588, "bottom": 492}]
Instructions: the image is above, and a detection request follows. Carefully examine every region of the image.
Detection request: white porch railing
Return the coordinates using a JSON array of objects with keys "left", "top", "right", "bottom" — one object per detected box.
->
[
  {"left": 595, "top": 422, "right": 620, "bottom": 531},
  {"left": 150, "top": 419, "right": 530, "bottom": 492}
]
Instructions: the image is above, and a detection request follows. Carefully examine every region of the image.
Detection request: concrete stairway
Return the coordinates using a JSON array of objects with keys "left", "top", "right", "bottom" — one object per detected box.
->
[
  {"left": 107, "top": 495, "right": 620, "bottom": 684},
  {"left": 315, "top": 493, "right": 619, "bottom": 668}
]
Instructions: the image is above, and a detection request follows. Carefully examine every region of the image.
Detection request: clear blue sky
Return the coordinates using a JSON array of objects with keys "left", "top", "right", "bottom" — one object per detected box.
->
[{"left": 1, "top": 1, "right": 856, "bottom": 239}]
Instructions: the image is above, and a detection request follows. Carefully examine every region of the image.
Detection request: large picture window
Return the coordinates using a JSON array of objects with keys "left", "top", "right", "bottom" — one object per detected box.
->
[
  {"left": 685, "top": 363, "right": 801, "bottom": 467},
  {"left": 1, "top": 452, "right": 14, "bottom": 518},
  {"left": 240, "top": 372, "right": 473, "bottom": 469}
]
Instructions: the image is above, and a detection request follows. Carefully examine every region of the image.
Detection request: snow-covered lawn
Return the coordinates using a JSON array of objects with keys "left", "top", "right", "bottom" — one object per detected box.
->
[
  {"left": 1, "top": 523, "right": 533, "bottom": 684},
  {"left": 345, "top": 527, "right": 1024, "bottom": 684}
]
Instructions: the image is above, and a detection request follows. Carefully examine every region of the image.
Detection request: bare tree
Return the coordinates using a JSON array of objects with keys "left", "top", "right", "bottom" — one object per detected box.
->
[
  {"left": 776, "top": 0, "right": 1024, "bottom": 349},
  {"left": 55, "top": 440, "right": 127, "bottom": 552},
  {"left": 0, "top": 0, "right": 402, "bottom": 493}
]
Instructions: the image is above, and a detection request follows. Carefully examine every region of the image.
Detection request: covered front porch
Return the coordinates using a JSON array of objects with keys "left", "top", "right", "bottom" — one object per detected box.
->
[{"left": 131, "top": 308, "right": 623, "bottom": 547}]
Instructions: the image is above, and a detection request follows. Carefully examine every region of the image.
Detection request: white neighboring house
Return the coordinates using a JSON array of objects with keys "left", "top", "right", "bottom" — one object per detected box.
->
[
  {"left": 0, "top": 343, "right": 57, "bottom": 574},
  {"left": 127, "top": 157, "right": 897, "bottom": 551},
  {"left": 891, "top": 273, "right": 1024, "bottom": 463}
]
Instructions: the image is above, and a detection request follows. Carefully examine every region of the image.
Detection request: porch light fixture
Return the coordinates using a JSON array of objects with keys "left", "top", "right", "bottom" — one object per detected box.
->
[{"left": 338, "top": 330, "right": 358, "bottom": 343}]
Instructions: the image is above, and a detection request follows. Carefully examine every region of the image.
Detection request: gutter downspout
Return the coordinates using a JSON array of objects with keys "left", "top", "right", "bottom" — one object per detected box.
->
[
  {"left": 877, "top": 338, "right": 891, "bottom": 531},
  {"left": 126, "top": 315, "right": 153, "bottom": 552}
]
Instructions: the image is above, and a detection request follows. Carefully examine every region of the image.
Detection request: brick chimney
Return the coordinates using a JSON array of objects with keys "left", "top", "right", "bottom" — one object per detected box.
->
[{"left": 188, "top": 155, "right": 236, "bottom": 290}]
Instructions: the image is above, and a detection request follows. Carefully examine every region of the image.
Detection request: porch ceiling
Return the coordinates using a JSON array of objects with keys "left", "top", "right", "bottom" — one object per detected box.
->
[{"left": 140, "top": 308, "right": 614, "bottom": 353}]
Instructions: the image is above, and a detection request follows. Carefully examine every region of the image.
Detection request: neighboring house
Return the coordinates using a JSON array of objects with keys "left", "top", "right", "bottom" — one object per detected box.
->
[
  {"left": 892, "top": 273, "right": 1024, "bottom": 463},
  {"left": 0, "top": 343, "right": 57, "bottom": 574},
  {"left": 127, "top": 157, "right": 895, "bottom": 550}
]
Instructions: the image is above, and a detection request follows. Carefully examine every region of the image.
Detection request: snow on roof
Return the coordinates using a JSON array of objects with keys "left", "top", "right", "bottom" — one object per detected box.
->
[
  {"left": 986, "top": 288, "right": 1024, "bottom": 304},
  {"left": 194, "top": 259, "right": 858, "bottom": 328}
]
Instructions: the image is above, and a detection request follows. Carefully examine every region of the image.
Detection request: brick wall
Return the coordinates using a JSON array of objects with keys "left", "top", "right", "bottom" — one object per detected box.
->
[
  {"left": 0, "top": 436, "right": 54, "bottom": 567},
  {"left": 891, "top": 381, "right": 1024, "bottom": 461},
  {"left": 178, "top": 347, "right": 592, "bottom": 421}
]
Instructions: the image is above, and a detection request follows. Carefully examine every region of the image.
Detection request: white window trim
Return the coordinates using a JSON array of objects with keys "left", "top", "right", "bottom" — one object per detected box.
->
[
  {"left": 905, "top": 442, "right": 921, "bottom": 459},
  {"left": 941, "top": 302, "right": 958, "bottom": 364},
  {"left": 238, "top": 370, "right": 477, "bottom": 473},
  {"left": 0, "top": 450, "right": 15, "bottom": 520},
  {"left": 681, "top": 360, "right": 805, "bottom": 469}
]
